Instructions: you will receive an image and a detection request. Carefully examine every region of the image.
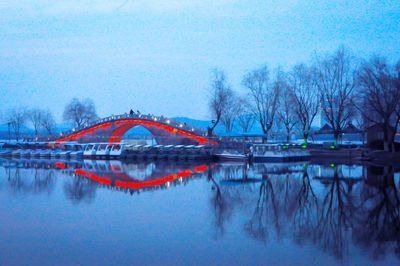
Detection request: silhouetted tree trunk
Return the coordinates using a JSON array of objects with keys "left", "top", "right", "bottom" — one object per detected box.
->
[
  {"left": 208, "top": 69, "right": 233, "bottom": 136},
  {"left": 288, "top": 64, "right": 319, "bottom": 144},
  {"left": 356, "top": 57, "right": 400, "bottom": 151},
  {"left": 243, "top": 65, "right": 280, "bottom": 143},
  {"left": 236, "top": 97, "right": 255, "bottom": 133},
  {"left": 317, "top": 47, "right": 356, "bottom": 145},
  {"left": 277, "top": 77, "right": 297, "bottom": 142},
  {"left": 28, "top": 108, "right": 43, "bottom": 137},
  {"left": 221, "top": 91, "right": 239, "bottom": 133},
  {"left": 41, "top": 109, "right": 56, "bottom": 136}
]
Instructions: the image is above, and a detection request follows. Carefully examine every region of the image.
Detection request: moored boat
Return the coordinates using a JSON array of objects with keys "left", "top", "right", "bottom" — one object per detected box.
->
[
  {"left": 251, "top": 144, "right": 310, "bottom": 162},
  {"left": 215, "top": 150, "right": 248, "bottom": 162}
]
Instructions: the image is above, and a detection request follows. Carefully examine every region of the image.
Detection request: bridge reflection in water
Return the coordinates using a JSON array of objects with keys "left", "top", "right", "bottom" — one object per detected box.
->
[
  {"left": 0, "top": 159, "right": 399, "bottom": 264},
  {"left": 0, "top": 159, "right": 211, "bottom": 195}
]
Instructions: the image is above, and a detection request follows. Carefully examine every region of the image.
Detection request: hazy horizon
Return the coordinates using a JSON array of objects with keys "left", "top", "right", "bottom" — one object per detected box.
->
[{"left": 1, "top": 0, "right": 399, "bottom": 122}]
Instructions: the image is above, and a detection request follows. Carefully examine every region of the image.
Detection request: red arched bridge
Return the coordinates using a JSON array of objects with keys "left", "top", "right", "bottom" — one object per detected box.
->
[{"left": 56, "top": 113, "right": 216, "bottom": 145}]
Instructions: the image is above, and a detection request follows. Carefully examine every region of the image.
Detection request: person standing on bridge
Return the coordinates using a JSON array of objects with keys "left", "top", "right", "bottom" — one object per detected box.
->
[{"left": 130, "top": 109, "right": 134, "bottom": 116}]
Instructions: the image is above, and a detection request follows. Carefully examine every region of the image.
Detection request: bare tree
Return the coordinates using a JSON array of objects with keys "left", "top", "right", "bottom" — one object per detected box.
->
[
  {"left": 243, "top": 65, "right": 280, "bottom": 142},
  {"left": 356, "top": 57, "right": 400, "bottom": 151},
  {"left": 6, "top": 108, "right": 26, "bottom": 141},
  {"left": 28, "top": 108, "right": 43, "bottom": 137},
  {"left": 63, "top": 98, "right": 98, "bottom": 128},
  {"left": 208, "top": 69, "right": 233, "bottom": 135},
  {"left": 237, "top": 97, "right": 255, "bottom": 133},
  {"left": 288, "top": 64, "right": 319, "bottom": 144},
  {"left": 41, "top": 109, "right": 56, "bottom": 135},
  {"left": 277, "top": 76, "right": 297, "bottom": 142},
  {"left": 220, "top": 91, "right": 239, "bottom": 133},
  {"left": 316, "top": 47, "right": 357, "bottom": 144}
]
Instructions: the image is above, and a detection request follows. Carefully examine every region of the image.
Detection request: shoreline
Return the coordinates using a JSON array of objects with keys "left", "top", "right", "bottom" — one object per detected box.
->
[{"left": 309, "top": 148, "right": 400, "bottom": 166}]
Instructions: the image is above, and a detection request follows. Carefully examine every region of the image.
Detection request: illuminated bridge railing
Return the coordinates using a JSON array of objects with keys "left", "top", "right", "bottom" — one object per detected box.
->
[{"left": 59, "top": 113, "right": 207, "bottom": 139}]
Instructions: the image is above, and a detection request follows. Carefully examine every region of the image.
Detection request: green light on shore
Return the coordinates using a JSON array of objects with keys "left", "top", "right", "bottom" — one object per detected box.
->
[
  {"left": 330, "top": 163, "right": 335, "bottom": 168},
  {"left": 330, "top": 145, "right": 336, "bottom": 149},
  {"left": 282, "top": 145, "right": 289, "bottom": 149},
  {"left": 301, "top": 144, "right": 308, "bottom": 149}
]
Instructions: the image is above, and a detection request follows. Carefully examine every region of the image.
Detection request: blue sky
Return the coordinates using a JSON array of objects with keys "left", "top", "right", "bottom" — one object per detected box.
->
[{"left": 0, "top": 0, "right": 399, "bottom": 122}]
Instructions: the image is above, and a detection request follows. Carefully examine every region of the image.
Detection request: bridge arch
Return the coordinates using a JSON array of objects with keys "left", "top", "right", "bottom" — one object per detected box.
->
[
  {"left": 119, "top": 124, "right": 155, "bottom": 143},
  {"left": 56, "top": 116, "right": 216, "bottom": 145}
]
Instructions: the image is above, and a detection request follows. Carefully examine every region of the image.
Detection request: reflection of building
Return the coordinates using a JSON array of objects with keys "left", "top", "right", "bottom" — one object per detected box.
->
[
  {"left": 312, "top": 164, "right": 364, "bottom": 180},
  {"left": 365, "top": 165, "right": 397, "bottom": 188},
  {"left": 0, "top": 159, "right": 210, "bottom": 196}
]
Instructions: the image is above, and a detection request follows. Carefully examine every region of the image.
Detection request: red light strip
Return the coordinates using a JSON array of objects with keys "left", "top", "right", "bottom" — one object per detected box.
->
[
  {"left": 108, "top": 124, "right": 132, "bottom": 143},
  {"left": 73, "top": 164, "right": 209, "bottom": 190},
  {"left": 54, "top": 162, "right": 66, "bottom": 169},
  {"left": 193, "top": 165, "right": 208, "bottom": 172},
  {"left": 56, "top": 119, "right": 216, "bottom": 145},
  {"left": 109, "top": 119, "right": 215, "bottom": 145},
  {"left": 115, "top": 169, "right": 193, "bottom": 189},
  {"left": 74, "top": 169, "right": 113, "bottom": 185},
  {"left": 56, "top": 122, "right": 113, "bottom": 142}
]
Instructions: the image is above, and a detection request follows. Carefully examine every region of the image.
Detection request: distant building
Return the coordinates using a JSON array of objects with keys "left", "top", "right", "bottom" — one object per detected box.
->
[
  {"left": 342, "top": 123, "right": 362, "bottom": 134},
  {"left": 314, "top": 122, "right": 363, "bottom": 144},
  {"left": 317, "top": 123, "right": 333, "bottom": 134},
  {"left": 366, "top": 124, "right": 395, "bottom": 149}
]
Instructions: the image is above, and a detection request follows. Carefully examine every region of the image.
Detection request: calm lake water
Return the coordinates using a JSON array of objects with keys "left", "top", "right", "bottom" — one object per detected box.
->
[{"left": 1, "top": 159, "right": 399, "bottom": 265}]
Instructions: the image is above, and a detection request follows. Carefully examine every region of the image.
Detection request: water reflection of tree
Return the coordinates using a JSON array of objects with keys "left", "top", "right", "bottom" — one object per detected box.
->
[
  {"left": 207, "top": 162, "right": 400, "bottom": 262},
  {"left": 353, "top": 167, "right": 400, "bottom": 260},
  {"left": 208, "top": 164, "right": 253, "bottom": 239},
  {"left": 243, "top": 165, "right": 318, "bottom": 244},
  {"left": 32, "top": 169, "right": 55, "bottom": 194},
  {"left": 289, "top": 165, "right": 399, "bottom": 261},
  {"left": 244, "top": 175, "right": 280, "bottom": 243},
  {"left": 292, "top": 166, "right": 319, "bottom": 246},
  {"left": 315, "top": 166, "right": 356, "bottom": 260},
  {"left": 8, "top": 168, "right": 55, "bottom": 195},
  {"left": 208, "top": 167, "right": 232, "bottom": 238},
  {"left": 9, "top": 168, "right": 26, "bottom": 194},
  {"left": 64, "top": 176, "right": 97, "bottom": 204}
]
